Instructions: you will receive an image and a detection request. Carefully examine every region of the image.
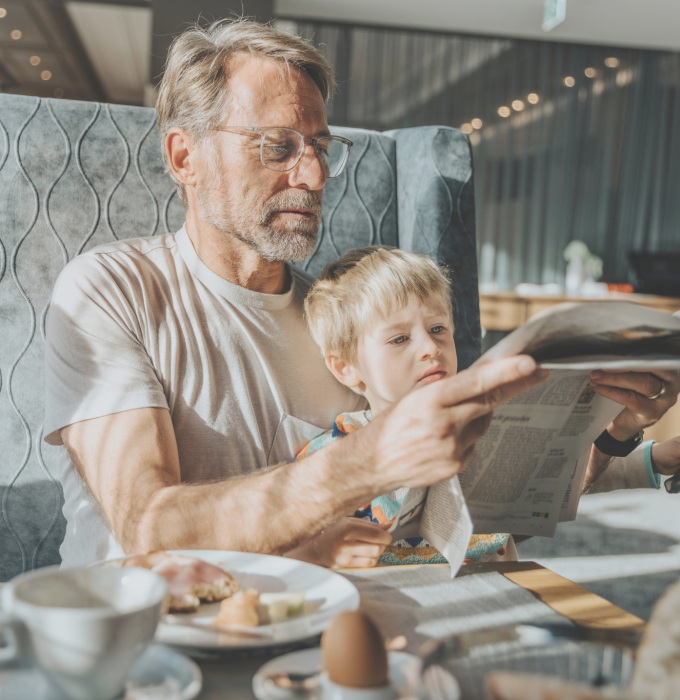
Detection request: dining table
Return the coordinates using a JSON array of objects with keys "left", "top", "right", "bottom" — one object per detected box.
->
[{"left": 191, "top": 561, "right": 645, "bottom": 699}]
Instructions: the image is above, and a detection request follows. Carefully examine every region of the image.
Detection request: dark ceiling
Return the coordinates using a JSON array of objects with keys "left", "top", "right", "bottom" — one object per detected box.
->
[
  {"left": 0, "top": 0, "right": 272, "bottom": 105},
  {"left": 0, "top": 0, "right": 138, "bottom": 101}
]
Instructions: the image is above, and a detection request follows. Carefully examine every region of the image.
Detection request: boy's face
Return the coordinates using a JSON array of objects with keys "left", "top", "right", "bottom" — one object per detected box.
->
[{"left": 328, "top": 295, "right": 457, "bottom": 415}]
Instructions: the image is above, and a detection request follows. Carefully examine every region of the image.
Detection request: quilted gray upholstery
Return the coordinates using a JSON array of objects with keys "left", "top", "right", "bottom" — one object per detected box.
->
[{"left": 0, "top": 93, "right": 480, "bottom": 581}]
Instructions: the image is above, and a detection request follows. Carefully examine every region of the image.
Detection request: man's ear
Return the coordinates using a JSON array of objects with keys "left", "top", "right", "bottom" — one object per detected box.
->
[
  {"left": 325, "top": 354, "right": 365, "bottom": 392},
  {"left": 166, "top": 128, "right": 197, "bottom": 188}
]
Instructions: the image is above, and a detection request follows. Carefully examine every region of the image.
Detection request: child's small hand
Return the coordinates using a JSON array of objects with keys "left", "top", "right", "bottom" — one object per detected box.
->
[
  {"left": 284, "top": 518, "right": 392, "bottom": 569},
  {"left": 651, "top": 436, "right": 680, "bottom": 476}
]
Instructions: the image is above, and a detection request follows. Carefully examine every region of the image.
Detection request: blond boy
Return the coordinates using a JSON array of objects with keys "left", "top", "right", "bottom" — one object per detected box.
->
[{"left": 285, "top": 246, "right": 512, "bottom": 568}]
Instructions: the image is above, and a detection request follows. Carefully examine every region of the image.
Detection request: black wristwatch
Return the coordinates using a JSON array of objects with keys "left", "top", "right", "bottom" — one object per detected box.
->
[{"left": 594, "top": 429, "right": 644, "bottom": 457}]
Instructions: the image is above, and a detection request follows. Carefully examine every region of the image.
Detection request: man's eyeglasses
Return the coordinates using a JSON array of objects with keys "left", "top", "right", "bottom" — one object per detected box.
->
[{"left": 213, "top": 126, "right": 353, "bottom": 179}]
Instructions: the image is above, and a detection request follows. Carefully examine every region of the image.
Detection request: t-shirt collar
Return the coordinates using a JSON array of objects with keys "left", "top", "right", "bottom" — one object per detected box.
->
[{"left": 176, "top": 225, "right": 296, "bottom": 310}]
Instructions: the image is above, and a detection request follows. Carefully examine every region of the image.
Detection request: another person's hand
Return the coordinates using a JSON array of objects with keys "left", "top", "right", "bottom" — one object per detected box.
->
[
  {"left": 589, "top": 369, "right": 680, "bottom": 441},
  {"left": 284, "top": 518, "right": 392, "bottom": 569},
  {"left": 347, "top": 356, "right": 549, "bottom": 494},
  {"left": 651, "top": 436, "right": 680, "bottom": 476}
]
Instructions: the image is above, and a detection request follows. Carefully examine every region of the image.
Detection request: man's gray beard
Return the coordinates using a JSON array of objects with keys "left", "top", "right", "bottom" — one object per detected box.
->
[{"left": 197, "top": 175, "right": 321, "bottom": 263}]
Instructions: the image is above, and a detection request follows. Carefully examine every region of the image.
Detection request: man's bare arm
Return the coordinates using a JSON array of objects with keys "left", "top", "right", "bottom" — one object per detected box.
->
[
  {"left": 61, "top": 355, "right": 548, "bottom": 557},
  {"left": 61, "top": 407, "right": 368, "bottom": 556}
]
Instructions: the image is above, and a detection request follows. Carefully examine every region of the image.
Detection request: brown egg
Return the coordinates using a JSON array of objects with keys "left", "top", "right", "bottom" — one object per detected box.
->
[{"left": 321, "top": 611, "right": 388, "bottom": 688}]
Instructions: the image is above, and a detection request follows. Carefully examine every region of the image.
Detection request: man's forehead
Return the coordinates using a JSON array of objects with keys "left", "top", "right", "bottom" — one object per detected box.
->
[{"left": 225, "top": 54, "right": 328, "bottom": 132}]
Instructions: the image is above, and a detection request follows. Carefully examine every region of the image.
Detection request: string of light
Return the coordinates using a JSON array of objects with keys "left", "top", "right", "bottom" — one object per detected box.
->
[{"left": 462, "top": 56, "right": 624, "bottom": 141}]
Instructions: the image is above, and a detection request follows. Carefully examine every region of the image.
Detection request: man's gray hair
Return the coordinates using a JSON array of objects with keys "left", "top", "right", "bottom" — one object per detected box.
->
[{"left": 156, "top": 19, "right": 335, "bottom": 207}]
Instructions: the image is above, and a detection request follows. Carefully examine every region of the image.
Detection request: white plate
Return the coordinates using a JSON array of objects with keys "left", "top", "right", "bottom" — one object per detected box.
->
[
  {"left": 252, "top": 648, "right": 421, "bottom": 700},
  {"left": 107, "top": 550, "right": 360, "bottom": 650},
  {"left": 0, "top": 644, "right": 202, "bottom": 700}
]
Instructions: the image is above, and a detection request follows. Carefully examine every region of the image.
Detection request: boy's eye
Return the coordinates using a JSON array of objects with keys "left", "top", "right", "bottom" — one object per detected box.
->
[
  {"left": 389, "top": 335, "right": 409, "bottom": 346},
  {"left": 430, "top": 325, "right": 446, "bottom": 334}
]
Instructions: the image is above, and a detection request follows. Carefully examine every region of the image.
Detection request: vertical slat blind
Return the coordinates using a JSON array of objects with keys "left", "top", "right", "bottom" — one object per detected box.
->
[{"left": 289, "top": 20, "right": 680, "bottom": 289}]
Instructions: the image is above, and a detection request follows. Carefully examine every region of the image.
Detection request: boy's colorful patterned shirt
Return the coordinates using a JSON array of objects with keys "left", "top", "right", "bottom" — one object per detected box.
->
[{"left": 296, "top": 410, "right": 510, "bottom": 564}]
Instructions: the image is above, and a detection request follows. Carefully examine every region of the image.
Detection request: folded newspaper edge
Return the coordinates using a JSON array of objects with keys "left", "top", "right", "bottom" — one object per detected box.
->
[{"left": 385, "top": 301, "right": 680, "bottom": 578}]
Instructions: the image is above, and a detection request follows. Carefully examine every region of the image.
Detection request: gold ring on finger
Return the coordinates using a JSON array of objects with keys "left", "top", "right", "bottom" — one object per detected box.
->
[{"left": 646, "top": 384, "right": 666, "bottom": 400}]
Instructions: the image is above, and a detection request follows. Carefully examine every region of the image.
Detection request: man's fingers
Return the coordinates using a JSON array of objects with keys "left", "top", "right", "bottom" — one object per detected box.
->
[
  {"left": 590, "top": 370, "right": 665, "bottom": 398},
  {"left": 435, "top": 356, "right": 547, "bottom": 409},
  {"left": 447, "top": 367, "right": 549, "bottom": 426},
  {"left": 590, "top": 382, "right": 641, "bottom": 409},
  {"left": 591, "top": 381, "right": 663, "bottom": 411}
]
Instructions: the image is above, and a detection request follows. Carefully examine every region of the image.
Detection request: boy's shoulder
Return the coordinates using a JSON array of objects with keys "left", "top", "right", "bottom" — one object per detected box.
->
[{"left": 297, "top": 410, "right": 372, "bottom": 460}]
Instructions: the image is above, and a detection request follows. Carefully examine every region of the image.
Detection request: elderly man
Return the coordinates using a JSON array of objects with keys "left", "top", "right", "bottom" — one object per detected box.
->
[{"left": 44, "top": 20, "right": 678, "bottom": 569}]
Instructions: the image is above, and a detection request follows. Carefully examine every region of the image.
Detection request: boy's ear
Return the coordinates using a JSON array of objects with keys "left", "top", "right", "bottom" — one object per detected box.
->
[{"left": 325, "top": 353, "right": 365, "bottom": 391}]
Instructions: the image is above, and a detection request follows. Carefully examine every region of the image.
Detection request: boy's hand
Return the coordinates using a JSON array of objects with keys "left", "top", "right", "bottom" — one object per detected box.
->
[
  {"left": 651, "top": 436, "right": 680, "bottom": 475},
  {"left": 284, "top": 518, "right": 392, "bottom": 569}
]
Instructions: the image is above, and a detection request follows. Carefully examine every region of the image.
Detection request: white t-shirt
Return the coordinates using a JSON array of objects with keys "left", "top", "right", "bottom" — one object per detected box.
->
[{"left": 44, "top": 226, "right": 364, "bottom": 568}]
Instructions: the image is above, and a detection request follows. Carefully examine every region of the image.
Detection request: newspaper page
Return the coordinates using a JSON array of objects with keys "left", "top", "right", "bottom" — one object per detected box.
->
[
  {"left": 464, "top": 301, "right": 680, "bottom": 536},
  {"left": 560, "top": 450, "right": 591, "bottom": 523},
  {"left": 457, "top": 370, "right": 623, "bottom": 536},
  {"left": 481, "top": 300, "right": 680, "bottom": 371},
  {"left": 386, "top": 477, "right": 473, "bottom": 577}
]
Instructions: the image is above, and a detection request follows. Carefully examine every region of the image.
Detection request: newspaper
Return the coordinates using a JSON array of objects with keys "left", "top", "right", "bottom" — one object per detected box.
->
[
  {"left": 386, "top": 476, "right": 474, "bottom": 576},
  {"left": 384, "top": 301, "right": 680, "bottom": 575}
]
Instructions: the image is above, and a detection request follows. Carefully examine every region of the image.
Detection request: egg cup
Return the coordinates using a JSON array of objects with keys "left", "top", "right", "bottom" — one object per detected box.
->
[{"left": 321, "top": 674, "right": 399, "bottom": 700}]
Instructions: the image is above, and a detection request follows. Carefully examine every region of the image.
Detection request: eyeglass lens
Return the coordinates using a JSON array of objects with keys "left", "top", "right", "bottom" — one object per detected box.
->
[{"left": 261, "top": 128, "right": 348, "bottom": 178}]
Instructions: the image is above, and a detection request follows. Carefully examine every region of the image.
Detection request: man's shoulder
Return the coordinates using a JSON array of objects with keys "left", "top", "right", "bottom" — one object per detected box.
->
[
  {"left": 85, "top": 232, "right": 180, "bottom": 262},
  {"left": 54, "top": 233, "right": 181, "bottom": 291}
]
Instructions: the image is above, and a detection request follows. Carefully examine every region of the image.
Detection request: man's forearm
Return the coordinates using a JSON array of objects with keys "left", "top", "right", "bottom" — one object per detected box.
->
[{"left": 133, "top": 437, "right": 372, "bottom": 555}]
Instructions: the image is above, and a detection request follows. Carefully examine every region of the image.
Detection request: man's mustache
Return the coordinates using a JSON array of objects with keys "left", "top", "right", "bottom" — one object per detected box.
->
[{"left": 261, "top": 191, "right": 322, "bottom": 224}]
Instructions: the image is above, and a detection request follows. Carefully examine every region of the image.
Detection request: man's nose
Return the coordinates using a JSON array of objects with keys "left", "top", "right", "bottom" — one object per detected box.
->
[{"left": 288, "top": 142, "right": 327, "bottom": 190}]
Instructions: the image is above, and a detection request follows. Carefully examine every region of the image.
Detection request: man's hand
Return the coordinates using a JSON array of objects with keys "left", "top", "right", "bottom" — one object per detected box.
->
[
  {"left": 342, "top": 356, "right": 549, "bottom": 496},
  {"left": 284, "top": 518, "right": 392, "bottom": 569},
  {"left": 590, "top": 369, "right": 680, "bottom": 441},
  {"left": 651, "top": 436, "right": 680, "bottom": 476}
]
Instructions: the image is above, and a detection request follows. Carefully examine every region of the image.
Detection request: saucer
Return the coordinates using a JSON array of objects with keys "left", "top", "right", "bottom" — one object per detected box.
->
[
  {"left": 252, "top": 648, "right": 421, "bottom": 700},
  {"left": 0, "top": 644, "right": 202, "bottom": 700}
]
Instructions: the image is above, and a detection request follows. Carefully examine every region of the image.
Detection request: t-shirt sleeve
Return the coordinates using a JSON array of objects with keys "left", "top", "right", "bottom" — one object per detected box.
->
[{"left": 44, "top": 253, "right": 169, "bottom": 446}]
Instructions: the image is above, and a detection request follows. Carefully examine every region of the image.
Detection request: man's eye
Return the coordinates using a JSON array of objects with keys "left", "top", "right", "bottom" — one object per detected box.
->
[
  {"left": 264, "top": 144, "right": 293, "bottom": 161},
  {"left": 390, "top": 335, "right": 408, "bottom": 345},
  {"left": 316, "top": 145, "right": 330, "bottom": 158},
  {"left": 430, "top": 326, "right": 446, "bottom": 334}
]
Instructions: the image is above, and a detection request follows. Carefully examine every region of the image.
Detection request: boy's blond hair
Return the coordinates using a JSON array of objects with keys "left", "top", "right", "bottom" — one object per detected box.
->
[{"left": 304, "top": 246, "right": 454, "bottom": 364}]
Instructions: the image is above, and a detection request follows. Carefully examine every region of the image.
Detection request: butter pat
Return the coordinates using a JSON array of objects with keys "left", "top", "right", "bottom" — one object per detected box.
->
[{"left": 260, "top": 592, "right": 305, "bottom": 619}]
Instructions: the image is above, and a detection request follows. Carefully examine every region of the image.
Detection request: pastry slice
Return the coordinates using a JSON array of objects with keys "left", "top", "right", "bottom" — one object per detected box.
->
[{"left": 123, "top": 551, "right": 239, "bottom": 612}]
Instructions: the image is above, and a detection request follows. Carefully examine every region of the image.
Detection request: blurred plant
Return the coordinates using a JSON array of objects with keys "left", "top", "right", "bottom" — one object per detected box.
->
[{"left": 563, "top": 240, "right": 603, "bottom": 280}]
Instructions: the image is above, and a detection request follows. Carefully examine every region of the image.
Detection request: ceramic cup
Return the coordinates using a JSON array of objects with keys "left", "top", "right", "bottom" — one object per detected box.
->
[{"left": 1, "top": 565, "right": 167, "bottom": 700}]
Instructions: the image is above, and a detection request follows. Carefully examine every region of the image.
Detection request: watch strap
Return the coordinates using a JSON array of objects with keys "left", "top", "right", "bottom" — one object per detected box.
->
[{"left": 594, "top": 429, "right": 644, "bottom": 458}]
